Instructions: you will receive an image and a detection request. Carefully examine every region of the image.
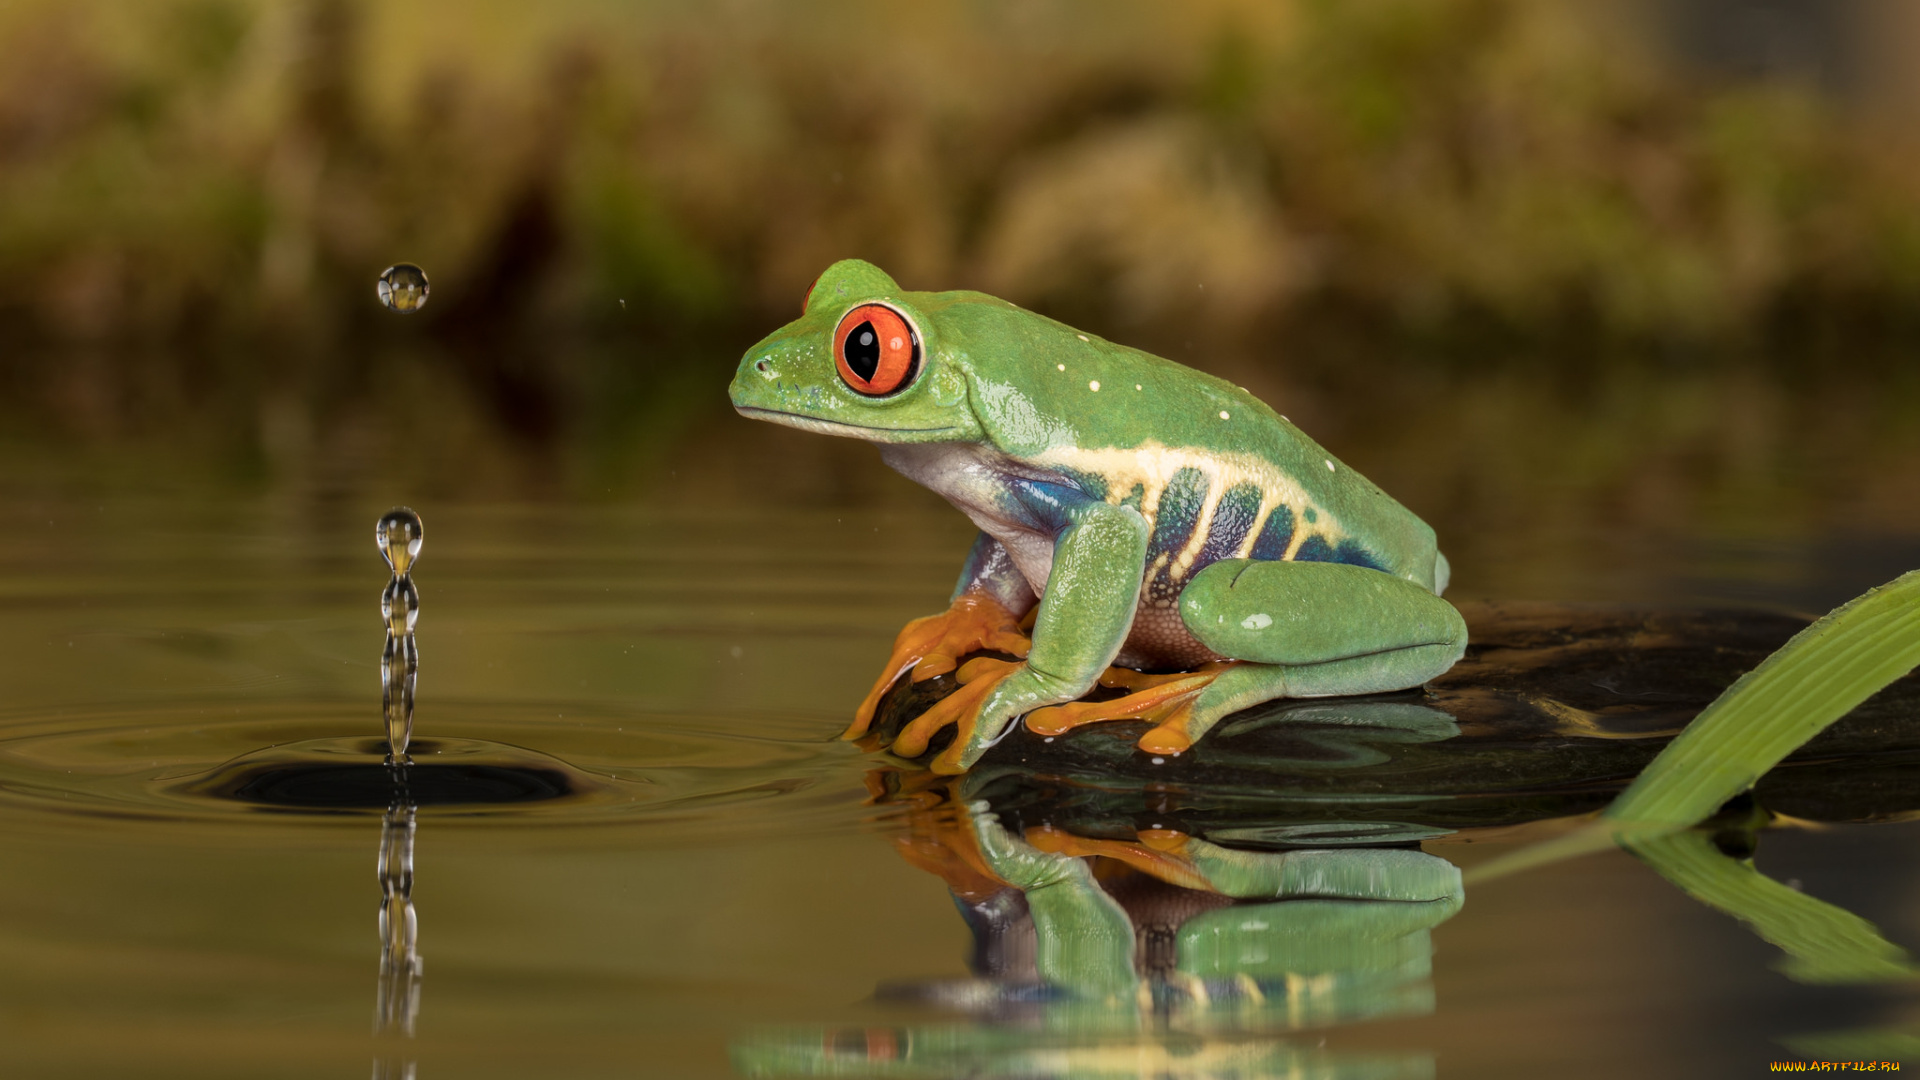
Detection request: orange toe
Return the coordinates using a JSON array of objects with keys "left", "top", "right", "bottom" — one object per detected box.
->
[
  {"left": 847, "top": 594, "right": 1031, "bottom": 739},
  {"left": 891, "top": 657, "right": 1021, "bottom": 768},
  {"left": 1024, "top": 664, "right": 1234, "bottom": 740},
  {"left": 1023, "top": 824, "right": 1210, "bottom": 891},
  {"left": 1136, "top": 707, "right": 1199, "bottom": 755}
]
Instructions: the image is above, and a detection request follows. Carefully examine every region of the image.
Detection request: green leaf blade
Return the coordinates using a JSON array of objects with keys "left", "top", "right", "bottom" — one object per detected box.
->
[{"left": 1606, "top": 570, "right": 1920, "bottom": 826}]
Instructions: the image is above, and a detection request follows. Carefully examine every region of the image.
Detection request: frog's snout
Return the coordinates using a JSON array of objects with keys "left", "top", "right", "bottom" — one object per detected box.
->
[{"left": 729, "top": 344, "right": 783, "bottom": 414}]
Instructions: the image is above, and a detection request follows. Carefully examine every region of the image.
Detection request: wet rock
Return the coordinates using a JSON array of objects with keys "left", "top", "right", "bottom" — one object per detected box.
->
[{"left": 867, "top": 604, "right": 1920, "bottom": 839}]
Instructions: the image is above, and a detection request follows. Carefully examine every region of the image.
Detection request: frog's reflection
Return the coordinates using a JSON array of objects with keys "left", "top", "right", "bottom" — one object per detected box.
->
[
  {"left": 735, "top": 753, "right": 1464, "bottom": 1079},
  {"left": 906, "top": 785, "right": 1462, "bottom": 1014}
]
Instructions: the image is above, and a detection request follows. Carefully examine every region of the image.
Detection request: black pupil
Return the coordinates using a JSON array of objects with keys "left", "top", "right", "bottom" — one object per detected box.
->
[{"left": 844, "top": 320, "right": 880, "bottom": 382}]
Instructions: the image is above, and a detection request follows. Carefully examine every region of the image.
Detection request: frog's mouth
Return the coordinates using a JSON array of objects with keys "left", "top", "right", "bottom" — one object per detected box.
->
[{"left": 734, "top": 406, "right": 964, "bottom": 442}]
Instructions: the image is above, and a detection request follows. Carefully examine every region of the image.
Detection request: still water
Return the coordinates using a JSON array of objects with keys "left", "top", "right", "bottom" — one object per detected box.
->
[{"left": 3, "top": 362, "right": 1920, "bottom": 1078}]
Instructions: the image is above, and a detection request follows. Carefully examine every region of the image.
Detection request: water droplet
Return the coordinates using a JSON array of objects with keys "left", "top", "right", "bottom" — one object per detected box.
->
[
  {"left": 382, "top": 576, "right": 420, "bottom": 637},
  {"left": 381, "top": 632, "right": 417, "bottom": 754},
  {"left": 377, "top": 507, "right": 424, "bottom": 576},
  {"left": 377, "top": 264, "right": 430, "bottom": 313}
]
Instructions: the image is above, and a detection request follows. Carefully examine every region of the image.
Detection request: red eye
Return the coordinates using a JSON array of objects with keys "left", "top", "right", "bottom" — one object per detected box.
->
[{"left": 834, "top": 304, "right": 920, "bottom": 396}]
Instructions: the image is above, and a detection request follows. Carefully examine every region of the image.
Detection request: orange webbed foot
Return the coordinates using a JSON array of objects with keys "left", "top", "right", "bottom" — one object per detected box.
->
[
  {"left": 846, "top": 595, "right": 1032, "bottom": 741},
  {"left": 891, "top": 799, "right": 1013, "bottom": 902},
  {"left": 890, "top": 657, "right": 1024, "bottom": 773},
  {"left": 1024, "top": 661, "right": 1238, "bottom": 755},
  {"left": 1022, "top": 824, "right": 1211, "bottom": 891}
]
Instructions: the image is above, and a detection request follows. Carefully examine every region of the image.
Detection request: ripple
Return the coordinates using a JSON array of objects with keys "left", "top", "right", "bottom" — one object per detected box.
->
[
  {"left": 0, "top": 698, "right": 854, "bottom": 829},
  {"left": 180, "top": 737, "right": 586, "bottom": 810}
]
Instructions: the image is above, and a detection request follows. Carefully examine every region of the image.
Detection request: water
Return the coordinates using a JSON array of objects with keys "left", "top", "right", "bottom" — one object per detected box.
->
[
  {"left": 377, "top": 265, "right": 431, "bottom": 314},
  {"left": 379, "top": 508, "right": 423, "bottom": 756},
  {"left": 377, "top": 509, "right": 424, "bottom": 577},
  {"left": 2, "top": 366, "right": 1920, "bottom": 1078}
]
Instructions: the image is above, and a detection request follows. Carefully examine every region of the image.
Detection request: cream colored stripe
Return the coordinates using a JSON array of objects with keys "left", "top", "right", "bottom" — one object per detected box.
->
[{"left": 1036, "top": 440, "right": 1346, "bottom": 562}]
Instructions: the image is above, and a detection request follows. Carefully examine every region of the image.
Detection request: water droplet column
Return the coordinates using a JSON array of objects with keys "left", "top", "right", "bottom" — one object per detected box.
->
[
  {"left": 377, "top": 508, "right": 423, "bottom": 758},
  {"left": 374, "top": 507, "right": 424, "bottom": 1078}
]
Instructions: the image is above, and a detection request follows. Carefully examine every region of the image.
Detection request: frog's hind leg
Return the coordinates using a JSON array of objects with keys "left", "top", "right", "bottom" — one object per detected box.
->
[
  {"left": 1024, "top": 661, "right": 1284, "bottom": 755},
  {"left": 1165, "top": 558, "right": 1467, "bottom": 751},
  {"left": 1029, "top": 559, "right": 1467, "bottom": 755},
  {"left": 1135, "top": 645, "right": 1462, "bottom": 754},
  {"left": 1024, "top": 663, "right": 1232, "bottom": 744}
]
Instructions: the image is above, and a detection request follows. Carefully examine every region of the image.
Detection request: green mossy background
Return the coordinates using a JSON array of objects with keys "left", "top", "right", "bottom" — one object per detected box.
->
[
  {"left": 14, "top": 0, "right": 1920, "bottom": 348},
  {"left": 4, "top": 0, "right": 1920, "bottom": 555}
]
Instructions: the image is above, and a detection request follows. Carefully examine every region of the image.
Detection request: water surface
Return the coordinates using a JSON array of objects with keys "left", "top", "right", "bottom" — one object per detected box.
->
[{"left": 3, "top": 365, "right": 1920, "bottom": 1077}]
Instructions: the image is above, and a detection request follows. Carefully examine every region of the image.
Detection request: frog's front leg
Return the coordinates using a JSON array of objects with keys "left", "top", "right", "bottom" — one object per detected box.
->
[
  {"left": 893, "top": 499, "right": 1149, "bottom": 773},
  {"left": 846, "top": 531, "right": 1036, "bottom": 739},
  {"left": 962, "top": 801, "right": 1140, "bottom": 1001}
]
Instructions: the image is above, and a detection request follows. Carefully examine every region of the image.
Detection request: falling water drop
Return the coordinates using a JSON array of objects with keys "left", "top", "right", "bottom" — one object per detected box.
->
[
  {"left": 376, "top": 264, "right": 431, "bottom": 313},
  {"left": 376, "top": 508, "right": 423, "bottom": 576}
]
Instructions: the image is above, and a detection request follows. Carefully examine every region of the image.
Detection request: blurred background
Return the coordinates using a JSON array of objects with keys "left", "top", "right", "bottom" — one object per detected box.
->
[{"left": 3, "top": 0, "right": 1920, "bottom": 604}]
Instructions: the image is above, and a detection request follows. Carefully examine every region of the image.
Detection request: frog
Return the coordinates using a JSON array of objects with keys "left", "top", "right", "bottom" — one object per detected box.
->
[{"left": 728, "top": 259, "right": 1467, "bottom": 773}]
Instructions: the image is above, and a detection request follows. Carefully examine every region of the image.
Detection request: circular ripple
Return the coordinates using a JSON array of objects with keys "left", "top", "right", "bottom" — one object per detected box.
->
[
  {"left": 179, "top": 737, "right": 585, "bottom": 809},
  {"left": 0, "top": 699, "right": 851, "bottom": 828}
]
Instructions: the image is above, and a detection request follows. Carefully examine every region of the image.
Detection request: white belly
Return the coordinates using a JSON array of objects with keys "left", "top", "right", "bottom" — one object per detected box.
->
[
  {"left": 879, "top": 443, "right": 1057, "bottom": 594},
  {"left": 878, "top": 441, "right": 1219, "bottom": 670}
]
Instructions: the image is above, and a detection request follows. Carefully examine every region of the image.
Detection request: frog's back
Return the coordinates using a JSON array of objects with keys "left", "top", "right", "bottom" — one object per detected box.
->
[{"left": 930, "top": 292, "right": 1445, "bottom": 603}]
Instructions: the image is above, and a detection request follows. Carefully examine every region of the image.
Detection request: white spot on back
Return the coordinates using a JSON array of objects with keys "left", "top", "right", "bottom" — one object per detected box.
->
[
  {"left": 1056, "top": 364, "right": 1066, "bottom": 371},
  {"left": 1326, "top": 460, "right": 1335, "bottom": 471},
  {"left": 1089, "top": 380, "right": 1100, "bottom": 391},
  {"left": 1077, "top": 334, "right": 1089, "bottom": 341},
  {"left": 1241, "top": 612, "right": 1273, "bottom": 630}
]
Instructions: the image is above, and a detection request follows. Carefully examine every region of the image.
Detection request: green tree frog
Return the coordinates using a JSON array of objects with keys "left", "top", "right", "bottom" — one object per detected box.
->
[{"left": 730, "top": 260, "right": 1467, "bottom": 773}]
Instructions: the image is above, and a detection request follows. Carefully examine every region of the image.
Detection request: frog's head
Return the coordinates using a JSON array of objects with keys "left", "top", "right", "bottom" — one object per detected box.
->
[{"left": 729, "top": 259, "right": 985, "bottom": 444}]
